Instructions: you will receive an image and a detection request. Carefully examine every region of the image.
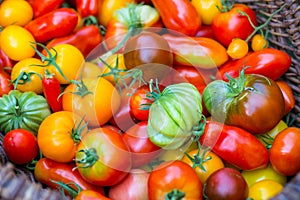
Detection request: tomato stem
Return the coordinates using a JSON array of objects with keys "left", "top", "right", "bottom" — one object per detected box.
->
[
  {"left": 71, "top": 116, "right": 88, "bottom": 144},
  {"left": 165, "top": 189, "right": 185, "bottom": 200},
  {"left": 75, "top": 148, "right": 99, "bottom": 169},
  {"left": 51, "top": 180, "right": 81, "bottom": 198},
  {"left": 218, "top": 0, "right": 234, "bottom": 12}
]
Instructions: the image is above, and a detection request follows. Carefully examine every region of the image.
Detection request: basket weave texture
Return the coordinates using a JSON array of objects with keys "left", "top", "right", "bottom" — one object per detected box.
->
[{"left": 0, "top": 0, "right": 300, "bottom": 199}]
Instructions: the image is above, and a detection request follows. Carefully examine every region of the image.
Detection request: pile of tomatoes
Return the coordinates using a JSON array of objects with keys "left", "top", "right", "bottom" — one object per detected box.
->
[{"left": 0, "top": 0, "right": 300, "bottom": 200}]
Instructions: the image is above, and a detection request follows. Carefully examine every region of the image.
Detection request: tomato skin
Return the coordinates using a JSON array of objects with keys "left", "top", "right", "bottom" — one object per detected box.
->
[
  {"left": 270, "top": 127, "right": 300, "bottom": 176},
  {"left": 0, "top": 0, "right": 33, "bottom": 27},
  {"left": 29, "top": 0, "right": 64, "bottom": 18},
  {"left": 0, "top": 68, "right": 13, "bottom": 97},
  {"left": 212, "top": 4, "right": 257, "bottom": 47},
  {"left": 75, "top": 126, "right": 132, "bottom": 186},
  {"left": 75, "top": 0, "right": 100, "bottom": 18},
  {"left": 0, "top": 25, "right": 36, "bottom": 61},
  {"left": 251, "top": 34, "right": 268, "bottom": 51},
  {"left": 162, "top": 34, "right": 228, "bottom": 68},
  {"left": 200, "top": 121, "right": 269, "bottom": 170},
  {"left": 152, "top": 0, "right": 201, "bottom": 36},
  {"left": 25, "top": 8, "right": 78, "bottom": 43},
  {"left": 75, "top": 190, "right": 111, "bottom": 200},
  {"left": 122, "top": 121, "right": 162, "bottom": 167},
  {"left": 0, "top": 48, "right": 14, "bottom": 74},
  {"left": 37, "top": 111, "right": 88, "bottom": 163},
  {"left": 191, "top": 0, "right": 222, "bottom": 25},
  {"left": 34, "top": 158, "right": 105, "bottom": 196},
  {"left": 148, "top": 160, "right": 203, "bottom": 200},
  {"left": 45, "top": 25, "right": 103, "bottom": 58},
  {"left": 218, "top": 48, "right": 292, "bottom": 81},
  {"left": 3, "top": 129, "right": 39, "bottom": 165},
  {"left": 226, "top": 38, "right": 249, "bottom": 59},
  {"left": 204, "top": 167, "right": 248, "bottom": 200},
  {"left": 248, "top": 180, "right": 283, "bottom": 200},
  {"left": 276, "top": 80, "right": 295, "bottom": 115}
]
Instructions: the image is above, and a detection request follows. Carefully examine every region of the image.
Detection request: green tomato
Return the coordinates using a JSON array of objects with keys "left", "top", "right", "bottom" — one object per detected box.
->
[
  {"left": 0, "top": 90, "right": 51, "bottom": 135},
  {"left": 241, "top": 164, "right": 287, "bottom": 187},
  {"left": 147, "top": 82, "right": 203, "bottom": 150}
]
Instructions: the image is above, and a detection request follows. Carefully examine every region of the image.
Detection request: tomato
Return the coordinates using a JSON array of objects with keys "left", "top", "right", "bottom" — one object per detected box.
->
[
  {"left": 200, "top": 120, "right": 269, "bottom": 170},
  {"left": 148, "top": 160, "right": 203, "bottom": 200},
  {"left": 44, "top": 43, "right": 85, "bottom": 84},
  {"left": 152, "top": 0, "right": 201, "bottom": 36},
  {"left": 218, "top": 48, "right": 292, "bottom": 81},
  {"left": 226, "top": 38, "right": 249, "bottom": 59},
  {"left": 29, "top": 0, "right": 64, "bottom": 18},
  {"left": 122, "top": 121, "right": 162, "bottom": 167},
  {"left": 98, "top": 0, "right": 135, "bottom": 27},
  {"left": 147, "top": 83, "right": 203, "bottom": 150},
  {"left": 242, "top": 164, "right": 287, "bottom": 187},
  {"left": 109, "top": 169, "right": 149, "bottom": 200},
  {"left": 194, "top": 25, "right": 216, "bottom": 39},
  {"left": 25, "top": 8, "right": 78, "bottom": 43},
  {"left": 2, "top": 128, "right": 39, "bottom": 165},
  {"left": 162, "top": 34, "right": 228, "bottom": 69},
  {"left": 0, "top": 25, "right": 36, "bottom": 61},
  {"left": 276, "top": 80, "right": 295, "bottom": 115},
  {"left": 34, "top": 158, "right": 105, "bottom": 196},
  {"left": 181, "top": 148, "right": 224, "bottom": 184},
  {"left": 0, "top": 0, "right": 33, "bottom": 27},
  {"left": 270, "top": 127, "right": 300, "bottom": 176},
  {"left": 251, "top": 34, "right": 268, "bottom": 51},
  {"left": 204, "top": 167, "right": 248, "bottom": 200},
  {"left": 0, "top": 68, "right": 13, "bottom": 97},
  {"left": 75, "top": 190, "right": 111, "bottom": 200},
  {"left": 191, "top": 0, "right": 222, "bottom": 25},
  {"left": 123, "top": 31, "right": 173, "bottom": 82},
  {"left": 37, "top": 111, "right": 88, "bottom": 163},
  {"left": 248, "top": 180, "right": 283, "bottom": 200},
  {"left": 212, "top": 3, "right": 257, "bottom": 47},
  {"left": 203, "top": 70, "right": 285, "bottom": 134},
  {"left": 75, "top": 126, "right": 132, "bottom": 186},
  {"left": 0, "top": 90, "right": 51, "bottom": 134},
  {"left": 62, "top": 76, "right": 121, "bottom": 127},
  {"left": 75, "top": 0, "right": 100, "bottom": 18},
  {"left": 10, "top": 58, "right": 45, "bottom": 94}
]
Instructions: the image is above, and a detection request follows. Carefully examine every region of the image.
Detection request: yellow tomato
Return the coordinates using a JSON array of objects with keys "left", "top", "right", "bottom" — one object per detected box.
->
[
  {"left": 248, "top": 180, "right": 283, "bottom": 200},
  {"left": 11, "top": 58, "right": 45, "bottom": 94},
  {"left": 46, "top": 44, "right": 85, "bottom": 84},
  {"left": 80, "top": 62, "right": 103, "bottom": 78},
  {"left": 181, "top": 149, "right": 225, "bottom": 184},
  {"left": 0, "top": 25, "right": 36, "bottom": 61},
  {"left": 0, "top": 0, "right": 33, "bottom": 27},
  {"left": 242, "top": 164, "right": 287, "bottom": 187},
  {"left": 251, "top": 34, "right": 269, "bottom": 52},
  {"left": 191, "top": 0, "right": 222, "bottom": 25},
  {"left": 227, "top": 38, "right": 249, "bottom": 59},
  {"left": 98, "top": 0, "right": 135, "bottom": 27}
]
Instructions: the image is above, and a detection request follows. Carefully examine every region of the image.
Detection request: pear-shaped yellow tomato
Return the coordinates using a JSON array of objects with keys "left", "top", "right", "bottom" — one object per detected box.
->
[
  {"left": 248, "top": 180, "right": 283, "bottom": 200},
  {"left": 191, "top": 0, "right": 222, "bottom": 25}
]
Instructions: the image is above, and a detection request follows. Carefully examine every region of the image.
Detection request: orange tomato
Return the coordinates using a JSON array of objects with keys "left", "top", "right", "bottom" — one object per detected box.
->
[
  {"left": 181, "top": 148, "right": 224, "bottom": 184},
  {"left": 37, "top": 111, "right": 88, "bottom": 163},
  {"left": 62, "top": 77, "right": 121, "bottom": 127},
  {"left": 251, "top": 34, "right": 268, "bottom": 51},
  {"left": 227, "top": 38, "right": 249, "bottom": 59}
]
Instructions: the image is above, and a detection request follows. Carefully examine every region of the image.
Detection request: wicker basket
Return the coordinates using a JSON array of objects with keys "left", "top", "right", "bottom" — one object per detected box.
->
[{"left": 1, "top": 0, "right": 300, "bottom": 199}]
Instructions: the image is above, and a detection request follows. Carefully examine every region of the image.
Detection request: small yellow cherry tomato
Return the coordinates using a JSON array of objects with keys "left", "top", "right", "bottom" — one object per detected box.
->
[
  {"left": 241, "top": 164, "right": 287, "bottom": 187},
  {"left": 227, "top": 38, "right": 249, "bottom": 59},
  {"left": 0, "top": 0, "right": 33, "bottom": 27},
  {"left": 191, "top": 0, "right": 222, "bottom": 25},
  {"left": 248, "top": 180, "right": 283, "bottom": 200},
  {"left": 11, "top": 58, "right": 45, "bottom": 94},
  {"left": 181, "top": 149, "right": 225, "bottom": 184},
  {"left": 251, "top": 34, "right": 268, "bottom": 52},
  {"left": 0, "top": 25, "right": 36, "bottom": 61}
]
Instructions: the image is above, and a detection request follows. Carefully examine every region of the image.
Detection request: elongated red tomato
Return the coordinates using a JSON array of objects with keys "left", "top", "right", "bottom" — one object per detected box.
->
[
  {"left": 29, "top": 0, "right": 64, "bottom": 18},
  {"left": 76, "top": 0, "right": 100, "bottom": 18},
  {"left": 200, "top": 120, "right": 269, "bottom": 170},
  {"left": 151, "top": 0, "right": 201, "bottom": 36}
]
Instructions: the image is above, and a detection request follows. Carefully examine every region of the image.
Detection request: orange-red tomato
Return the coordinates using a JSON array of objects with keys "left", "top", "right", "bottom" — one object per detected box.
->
[{"left": 276, "top": 80, "right": 295, "bottom": 115}]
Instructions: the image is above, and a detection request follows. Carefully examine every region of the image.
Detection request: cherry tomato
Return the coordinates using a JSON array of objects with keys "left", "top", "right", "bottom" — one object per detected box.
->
[
  {"left": 122, "top": 121, "right": 162, "bottom": 167},
  {"left": 248, "top": 180, "right": 283, "bottom": 200},
  {"left": 181, "top": 148, "right": 224, "bottom": 184},
  {"left": 251, "top": 34, "right": 268, "bottom": 51},
  {"left": 37, "top": 111, "right": 88, "bottom": 163},
  {"left": 227, "top": 38, "right": 249, "bottom": 59},
  {"left": 11, "top": 58, "right": 45, "bottom": 94},
  {"left": 270, "top": 127, "right": 300, "bottom": 176},
  {"left": 0, "top": 0, "right": 33, "bottom": 27},
  {"left": 204, "top": 167, "right": 249, "bottom": 200},
  {"left": 3, "top": 128, "right": 39, "bottom": 165},
  {"left": 0, "top": 25, "right": 36, "bottom": 61}
]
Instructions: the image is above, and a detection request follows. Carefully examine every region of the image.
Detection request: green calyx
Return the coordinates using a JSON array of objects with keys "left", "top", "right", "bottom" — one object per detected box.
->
[
  {"left": 165, "top": 189, "right": 185, "bottom": 200},
  {"left": 71, "top": 117, "right": 88, "bottom": 144},
  {"left": 226, "top": 68, "right": 247, "bottom": 97},
  {"left": 75, "top": 148, "right": 99, "bottom": 169}
]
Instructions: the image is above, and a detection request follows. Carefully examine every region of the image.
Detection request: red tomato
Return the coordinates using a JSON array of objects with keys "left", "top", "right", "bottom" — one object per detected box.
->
[
  {"left": 276, "top": 80, "right": 295, "bottom": 115},
  {"left": 212, "top": 4, "right": 257, "bottom": 47},
  {"left": 122, "top": 121, "right": 162, "bottom": 167},
  {"left": 3, "top": 129, "right": 39, "bottom": 165},
  {"left": 204, "top": 167, "right": 249, "bottom": 200},
  {"left": 148, "top": 160, "right": 203, "bottom": 200},
  {"left": 0, "top": 68, "right": 13, "bottom": 97},
  {"left": 270, "top": 127, "right": 300, "bottom": 176}
]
